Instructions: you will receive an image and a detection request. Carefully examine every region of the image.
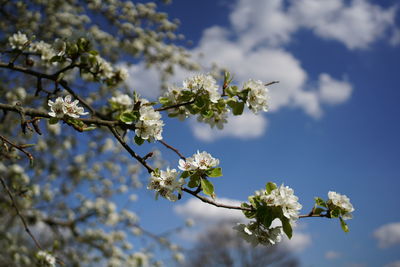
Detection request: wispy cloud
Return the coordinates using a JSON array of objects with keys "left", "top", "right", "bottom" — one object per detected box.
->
[
  {"left": 190, "top": 111, "right": 268, "bottom": 142},
  {"left": 373, "top": 222, "right": 400, "bottom": 248},
  {"left": 325, "top": 250, "right": 342, "bottom": 260}
]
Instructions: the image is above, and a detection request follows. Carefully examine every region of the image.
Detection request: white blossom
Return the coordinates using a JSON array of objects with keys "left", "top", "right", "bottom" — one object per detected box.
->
[
  {"left": 328, "top": 191, "right": 354, "bottom": 220},
  {"left": 48, "top": 95, "right": 89, "bottom": 118},
  {"left": 192, "top": 150, "right": 219, "bottom": 170},
  {"left": 243, "top": 79, "right": 269, "bottom": 114},
  {"left": 36, "top": 251, "right": 56, "bottom": 267},
  {"left": 147, "top": 168, "right": 184, "bottom": 202},
  {"left": 178, "top": 150, "right": 219, "bottom": 171},
  {"left": 8, "top": 31, "right": 28, "bottom": 50},
  {"left": 183, "top": 74, "right": 220, "bottom": 103},
  {"left": 53, "top": 39, "right": 66, "bottom": 56},
  {"left": 30, "top": 41, "right": 56, "bottom": 61},
  {"left": 261, "top": 185, "right": 302, "bottom": 222},
  {"left": 135, "top": 104, "right": 164, "bottom": 141},
  {"left": 109, "top": 93, "right": 133, "bottom": 108}
]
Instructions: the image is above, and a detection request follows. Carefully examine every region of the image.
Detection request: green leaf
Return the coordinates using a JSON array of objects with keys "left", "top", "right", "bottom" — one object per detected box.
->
[
  {"left": 134, "top": 135, "right": 144, "bottom": 146},
  {"left": 225, "top": 86, "right": 238, "bottom": 97},
  {"left": 241, "top": 203, "right": 256, "bottom": 218},
  {"left": 88, "top": 50, "right": 98, "bottom": 56},
  {"left": 330, "top": 208, "right": 340, "bottom": 218},
  {"left": 201, "top": 179, "right": 215, "bottom": 198},
  {"left": 340, "top": 217, "right": 349, "bottom": 232},
  {"left": 181, "top": 171, "right": 190, "bottom": 178},
  {"left": 201, "top": 109, "right": 214, "bottom": 119},
  {"left": 281, "top": 217, "right": 293, "bottom": 239},
  {"left": 315, "top": 197, "right": 327, "bottom": 208},
  {"left": 50, "top": 55, "right": 62, "bottom": 63},
  {"left": 257, "top": 206, "right": 274, "bottom": 228},
  {"left": 195, "top": 96, "right": 206, "bottom": 108},
  {"left": 207, "top": 167, "right": 223, "bottom": 177},
  {"left": 49, "top": 118, "right": 59, "bottom": 124},
  {"left": 119, "top": 111, "right": 137, "bottom": 123},
  {"left": 265, "top": 182, "right": 277, "bottom": 194},
  {"left": 158, "top": 97, "right": 171, "bottom": 105},
  {"left": 188, "top": 175, "right": 200, "bottom": 188}
]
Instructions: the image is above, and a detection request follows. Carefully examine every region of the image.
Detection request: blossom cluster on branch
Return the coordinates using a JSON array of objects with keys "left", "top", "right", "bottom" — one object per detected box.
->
[{"left": 0, "top": 23, "right": 355, "bottom": 267}]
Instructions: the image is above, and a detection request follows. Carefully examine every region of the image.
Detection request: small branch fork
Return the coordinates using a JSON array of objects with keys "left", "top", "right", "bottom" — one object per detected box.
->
[
  {"left": 0, "top": 134, "right": 34, "bottom": 163},
  {"left": 0, "top": 60, "right": 324, "bottom": 224}
]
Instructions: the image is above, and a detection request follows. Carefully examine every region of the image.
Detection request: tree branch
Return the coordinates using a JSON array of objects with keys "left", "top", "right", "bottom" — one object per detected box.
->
[{"left": 0, "top": 176, "right": 43, "bottom": 250}]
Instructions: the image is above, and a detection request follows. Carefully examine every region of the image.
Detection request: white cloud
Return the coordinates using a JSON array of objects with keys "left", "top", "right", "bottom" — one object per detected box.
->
[
  {"left": 385, "top": 260, "right": 400, "bottom": 267},
  {"left": 373, "top": 222, "right": 400, "bottom": 248},
  {"left": 174, "top": 197, "right": 244, "bottom": 223},
  {"left": 318, "top": 73, "right": 353, "bottom": 105},
  {"left": 281, "top": 232, "right": 312, "bottom": 252},
  {"left": 229, "top": 0, "right": 399, "bottom": 50},
  {"left": 122, "top": 0, "right": 396, "bottom": 141},
  {"left": 191, "top": 111, "right": 268, "bottom": 142},
  {"left": 325, "top": 250, "right": 342, "bottom": 260},
  {"left": 290, "top": 0, "right": 398, "bottom": 50},
  {"left": 122, "top": 62, "right": 161, "bottom": 100}
]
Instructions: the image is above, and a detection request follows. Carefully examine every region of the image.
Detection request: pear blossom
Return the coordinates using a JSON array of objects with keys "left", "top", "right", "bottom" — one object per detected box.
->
[
  {"left": 192, "top": 150, "right": 219, "bottom": 170},
  {"left": 328, "top": 191, "right": 354, "bottom": 220},
  {"left": 148, "top": 168, "right": 184, "bottom": 202},
  {"left": 36, "top": 251, "right": 56, "bottom": 267},
  {"left": 135, "top": 104, "right": 164, "bottom": 141},
  {"left": 48, "top": 97, "right": 65, "bottom": 118},
  {"left": 48, "top": 95, "right": 89, "bottom": 118},
  {"left": 8, "top": 31, "right": 29, "bottom": 50},
  {"left": 30, "top": 41, "right": 56, "bottom": 61},
  {"left": 178, "top": 151, "right": 219, "bottom": 171},
  {"left": 261, "top": 185, "right": 302, "bottom": 222},
  {"left": 109, "top": 93, "right": 133, "bottom": 108},
  {"left": 53, "top": 39, "right": 66, "bottom": 56},
  {"left": 183, "top": 74, "right": 220, "bottom": 103},
  {"left": 243, "top": 79, "right": 269, "bottom": 114}
]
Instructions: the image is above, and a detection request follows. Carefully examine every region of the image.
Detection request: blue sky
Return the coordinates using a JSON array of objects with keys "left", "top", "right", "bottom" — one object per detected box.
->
[{"left": 126, "top": 0, "right": 400, "bottom": 266}]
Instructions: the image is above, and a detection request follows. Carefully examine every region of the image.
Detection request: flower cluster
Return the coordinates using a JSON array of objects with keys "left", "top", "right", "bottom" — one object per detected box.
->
[
  {"left": 147, "top": 168, "right": 184, "bottom": 201},
  {"left": 48, "top": 95, "right": 89, "bottom": 118},
  {"left": 36, "top": 251, "right": 56, "bottom": 267},
  {"left": 135, "top": 103, "right": 164, "bottom": 141},
  {"left": 328, "top": 191, "right": 354, "bottom": 220},
  {"left": 261, "top": 184, "right": 302, "bottom": 222},
  {"left": 178, "top": 151, "right": 219, "bottom": 171},
  {"left": 236, "top": 183, "right": 301, "bottom": 246},
  {"left": 8, "top": 31, "right": 28, "bottom": 50},
  {"left": 234, "top": 222, "right": 283, "bottom": 247},
  {"left": 243, "top": 79, "right": 269, "bottom": 114},
  {"left": 109, "top": 93, "right": 133, "bottom": 110},
  {"left": 30, "top": 41, "right": 57, "bottom": 62},
  {"left": 183, "top": 73, "right": 220, "bottom": 103}
]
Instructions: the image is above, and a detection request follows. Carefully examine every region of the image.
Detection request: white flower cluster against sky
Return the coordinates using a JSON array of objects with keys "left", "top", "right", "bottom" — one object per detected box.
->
[{"left": 121, "top": 1, "right": 400, "bottom": 267}]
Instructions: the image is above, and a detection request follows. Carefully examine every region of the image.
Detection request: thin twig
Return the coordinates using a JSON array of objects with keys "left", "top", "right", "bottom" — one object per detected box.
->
[
  {"left": 265, "top": 81, "right": 279, "bottom": 87},
  {"left": 0, "top": 176, "right": 43, "bottom": 250},
  {"left": 155, "top": 100, "right": 195, "bottom": 112},
  {"left": 0, "top": 134, "right": 34, "bottom": 163},
  {"left": 0, "top": 103, "right": 124, "bottom": 127},
  {"left": 182, "top": 188, "right": 252, "bottom": 211},
  {"left": 158, "top": 140, "right": 186, "bottom": 160},
  {"left": 107, "top": 126, "right": 154, "bottom": 173}
]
